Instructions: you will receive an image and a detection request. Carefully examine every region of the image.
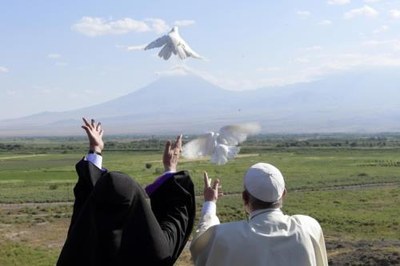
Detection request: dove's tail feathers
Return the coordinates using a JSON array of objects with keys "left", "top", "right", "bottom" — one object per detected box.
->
[
  {"left": 227, "top": 146, "right": 240, "bottom": 159},
  {"left": 211, "top": 145, "right": 240, "bottom": 165},
  {"left": 184, "top": 48, "right": 202, "bottom": 59},
  {"left": 210, "top": 152, "right": 228, "bottom": 165},
  {"left": 176, "top": 45, "right": 188, "bottom": 60},
  {"left": 189, "top": 52, "right": 204, "bottom": 60},
  {"left": 211, "top": 157, "right": 228, "bottom": 165}
]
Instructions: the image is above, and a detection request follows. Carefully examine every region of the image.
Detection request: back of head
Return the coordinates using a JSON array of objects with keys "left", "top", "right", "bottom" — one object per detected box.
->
[{"left": 243, "top": 163, "right": 285, "bottom": 203}]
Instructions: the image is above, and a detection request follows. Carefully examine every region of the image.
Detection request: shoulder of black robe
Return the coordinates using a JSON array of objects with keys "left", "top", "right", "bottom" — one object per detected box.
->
[
  {"left": 150, "top": 171, "right": 196, "bottom": 263},
  {"left": 116, "top": 170, "right": 195, "bottom": 266}
]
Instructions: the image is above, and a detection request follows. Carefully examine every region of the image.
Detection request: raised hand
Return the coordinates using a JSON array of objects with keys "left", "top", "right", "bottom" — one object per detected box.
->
[
  {"left": 163, "top": 135, "right": 183, "bottom": 172},
  {"left": 203, "top": 172, "right": 223, "bottom": 203},
  {"left": 81, "top": 117, "right": 104, "bottom": 154}
]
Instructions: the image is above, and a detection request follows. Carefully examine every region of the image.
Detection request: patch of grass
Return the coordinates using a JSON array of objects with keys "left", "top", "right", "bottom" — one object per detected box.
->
[
  {"left": 287, "top": 187, "right": 400, "bottom": 240},
  {"left": 1, "top": 136, "right": 400, "bottom": 265},
  {"left": 0, "top": 242, "right": 59, "bottom": 266},
  {"left": 0, "top": 204, "right": 72, "bottom": 224}
]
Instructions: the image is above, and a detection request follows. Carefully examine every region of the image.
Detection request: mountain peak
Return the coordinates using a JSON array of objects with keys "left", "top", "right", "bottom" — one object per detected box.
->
[{"left": 1, "top": 67, "right": 400, "bottom": 136}]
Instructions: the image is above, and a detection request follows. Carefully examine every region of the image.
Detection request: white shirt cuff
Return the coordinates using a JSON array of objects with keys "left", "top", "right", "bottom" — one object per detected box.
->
[
  {"left": 201, "top": 201, "right": 217, "bottom": 216},
  {"left": 163, "top": 170, "right": 176, "bottom": 174},
  {"left": 85, "top": 153, "right": 103, "bottom": 170}
]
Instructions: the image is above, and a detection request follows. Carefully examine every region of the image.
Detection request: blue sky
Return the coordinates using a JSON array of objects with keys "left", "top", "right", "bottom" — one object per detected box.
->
[{"left": 1, "top": 0, "right": 399, "bottom": 120}]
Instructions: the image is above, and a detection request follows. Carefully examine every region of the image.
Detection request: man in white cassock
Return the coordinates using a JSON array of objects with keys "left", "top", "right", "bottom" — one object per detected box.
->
[{"left": 190, "top": 163, "right": 328, "bottom": 266}]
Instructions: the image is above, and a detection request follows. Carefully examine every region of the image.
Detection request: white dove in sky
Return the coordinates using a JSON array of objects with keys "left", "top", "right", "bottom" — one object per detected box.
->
[
  {"left": 182, "top": 122, "right": 261, "bottom": 165},
  {"left": 144, "top": 26, "right": 203, "bottom": 60}
]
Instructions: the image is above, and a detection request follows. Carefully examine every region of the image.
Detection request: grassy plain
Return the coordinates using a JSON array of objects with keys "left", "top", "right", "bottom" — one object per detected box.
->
[{"left": 0, "top": 134, "right": 399, "bottom": 265}]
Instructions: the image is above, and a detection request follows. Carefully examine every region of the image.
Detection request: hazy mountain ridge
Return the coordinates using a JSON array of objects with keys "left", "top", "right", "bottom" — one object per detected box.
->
[{"left": 1, "top": 67, "right": 399, "bottom": 136}]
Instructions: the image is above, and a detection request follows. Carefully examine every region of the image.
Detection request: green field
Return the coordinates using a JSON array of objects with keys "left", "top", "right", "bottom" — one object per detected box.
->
[{"left": 0, "top": 135, "right": 399, "bottom": 265}]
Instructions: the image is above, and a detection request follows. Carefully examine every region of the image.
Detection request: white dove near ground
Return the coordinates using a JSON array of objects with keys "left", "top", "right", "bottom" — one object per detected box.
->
[
  {"left": 182, "top": 122, "right": 261, "bottom": 165},
  {"left": 144, "top": 26, "right": 203, "bottom": 60}
]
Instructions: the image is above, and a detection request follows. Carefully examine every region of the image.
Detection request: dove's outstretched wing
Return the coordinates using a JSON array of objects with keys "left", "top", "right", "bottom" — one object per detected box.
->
[
  {"left": 218, "top": 122, "right": 261, "bottom": 146},
  {"left": 144, "top": 35, "right": 170, "bottom": 50},
  {"left": 182, "top": 133, "right": 216, "bottom": 159}
]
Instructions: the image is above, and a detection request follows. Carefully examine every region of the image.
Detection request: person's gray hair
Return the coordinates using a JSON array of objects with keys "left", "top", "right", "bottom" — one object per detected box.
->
[{"left": 245, "top": 189, "right": 283, "bottom": 210}]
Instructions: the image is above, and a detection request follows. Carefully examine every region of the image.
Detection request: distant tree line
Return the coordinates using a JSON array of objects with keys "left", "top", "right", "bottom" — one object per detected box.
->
[{"left": 1, "top": 134, "right": 400, "bottom": 153}]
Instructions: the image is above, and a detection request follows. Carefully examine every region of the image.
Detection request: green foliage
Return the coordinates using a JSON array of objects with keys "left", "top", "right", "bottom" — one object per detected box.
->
[{"left": 0, "top": 242, "right": 59, "bottom": 266}]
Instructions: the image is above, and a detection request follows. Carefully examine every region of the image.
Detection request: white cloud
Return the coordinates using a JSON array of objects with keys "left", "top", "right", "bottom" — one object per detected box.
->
[
  {"left": 124, "top": 44, "right": 147, "bottom": 51},
  {"left": 344, "top": 5, "right": 379, "bottom": 19},
  {"left": 389, "top": 9, "right": 400, "bottom": 19},
  {"left": 297, "top": 10, "right": 311, "bottom": 19},
  {"left": 151, "top": 46, "right": 400, "bottom": 90},
  {"left": 373, "top": 25, "right": 389, "bottom": 34},
  {"left": 364, "top": 0, "right": 380, "bottom": 3},
  {"left": 362, "top": 39, "right": 400, "bottom": 50},
  {"left": 174, "top": 20, "right": 195, "bottom": 27},
  {"left": 159, "top": 48, "right": 400, "bottom": 91},
  {"left": 262, "top": 53, "right": 400, "bottom": 89},
  {"left": 72, "top": 16, "right": 151, "bottom": 37},
  {"left": 328, "top": 0, "right": 350, "bottom": 5},
  {"left": 48, "top": 53, "right": 61, "bottom": 59},
  {"left": 72, "top": 16, "right": 196, "bottom": 37},
  {"left": 256, "top": 52, "right": 400, "bottom": 89},
  {"left": 319, "top": 19, "right": 333, "bottom": 25},
  {"left": 0, "top": 66, "right": 9, "bottom": 73},
  {"left": 145, "top": 18, "right": 170, "bottom": 34}
]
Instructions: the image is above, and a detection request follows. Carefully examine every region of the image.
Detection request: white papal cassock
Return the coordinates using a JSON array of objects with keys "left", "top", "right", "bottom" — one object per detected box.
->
[{"left": 190, "top": 203, "right": 328, "bottom": 266}]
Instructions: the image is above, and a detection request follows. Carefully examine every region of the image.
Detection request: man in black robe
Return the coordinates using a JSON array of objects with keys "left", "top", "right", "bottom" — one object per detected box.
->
[{"left": 57, "top": 118, "right": 195, "bottom": 266}]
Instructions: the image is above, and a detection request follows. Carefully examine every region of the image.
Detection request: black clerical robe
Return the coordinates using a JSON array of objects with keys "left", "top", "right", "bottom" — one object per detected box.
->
[{"left": 57, "top": 159, "right": 195, "bottom": 266}]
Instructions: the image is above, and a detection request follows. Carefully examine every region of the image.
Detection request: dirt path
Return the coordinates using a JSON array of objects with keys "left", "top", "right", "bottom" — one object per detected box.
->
[{"left": 0, "top": 154, "right": 47, "bottom": 160}]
